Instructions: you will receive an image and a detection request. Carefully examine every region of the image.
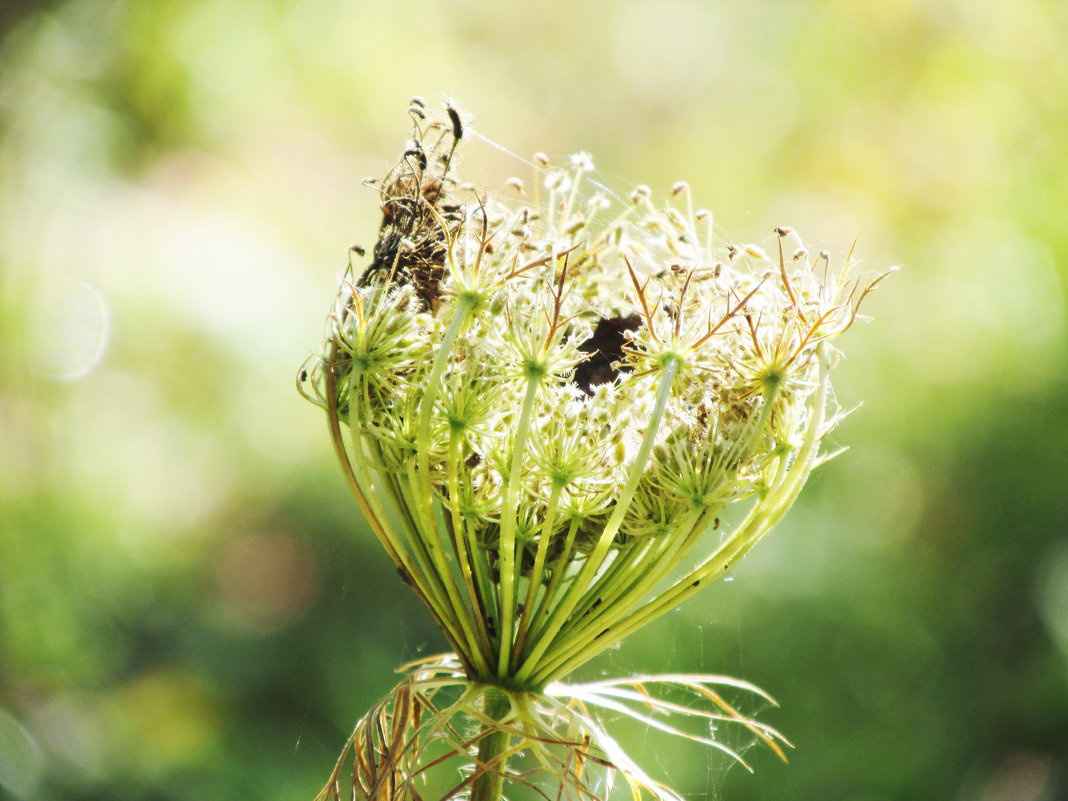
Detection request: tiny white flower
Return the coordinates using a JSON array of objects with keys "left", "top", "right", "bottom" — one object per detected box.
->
[{"left": 569, "top": 151, "right": 595, "bottom": 173}]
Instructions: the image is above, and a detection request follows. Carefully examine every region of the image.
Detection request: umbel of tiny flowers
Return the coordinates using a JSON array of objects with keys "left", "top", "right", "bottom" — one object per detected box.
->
[{"left": 300, "top": 98, "right": 892, "bottom": 801}]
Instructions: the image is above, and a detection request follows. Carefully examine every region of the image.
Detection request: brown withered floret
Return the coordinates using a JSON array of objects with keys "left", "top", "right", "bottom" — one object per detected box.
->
[{"left": 359, "top": 104, "right": 465, "bottom": 310}]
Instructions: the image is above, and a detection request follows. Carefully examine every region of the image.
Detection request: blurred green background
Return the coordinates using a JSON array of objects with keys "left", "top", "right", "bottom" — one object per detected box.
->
[{"left": 1, "top": 1, "right": 1066, "bottom": 799}]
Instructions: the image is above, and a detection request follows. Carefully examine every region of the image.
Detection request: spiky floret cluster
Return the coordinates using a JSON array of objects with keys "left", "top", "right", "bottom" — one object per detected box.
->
[{"left": 302, "top": 100, "right": 890, "bottom": 801}]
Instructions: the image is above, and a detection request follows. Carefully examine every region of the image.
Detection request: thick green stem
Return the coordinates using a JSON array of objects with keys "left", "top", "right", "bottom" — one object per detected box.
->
[
  {"left": 448, "top": 431, "right": 494, "bottom": 667},
  {"left": 537, "top": 506, "right": 704, "bottom": 680},
  {"left": 510, "top": 482, "right": 563, "bottom": 666},
  {"left": 526, "top": 518, "right": 581, "bottom": 641},
  {"left": 327, "top": 342, "right": 471, "bottom": 672},
  {"left": 496, "top": 375, "right": 541, "bottom": 677},
  {"left": 408, "top": 294, "right": 491, "bottom": 675},
  {"left": 471, "top": 690, "right": 512, "bottom": 801},
  {"left": 513, "top": 355, "right": 680, "bottom": 686},
  {"left": 541, "top": 382, "right": 784, "bottom": 673},
  {"left": 535, "top": 346, "right": 832, "bottom": 684}
]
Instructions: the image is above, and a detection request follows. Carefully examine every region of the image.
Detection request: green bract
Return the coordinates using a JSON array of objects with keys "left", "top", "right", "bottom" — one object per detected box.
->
[{"left": 301, "top": 100, "right": 890, "bottom": 801}]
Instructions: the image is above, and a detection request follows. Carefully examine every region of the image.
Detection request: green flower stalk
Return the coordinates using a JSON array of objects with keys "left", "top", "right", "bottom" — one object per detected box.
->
[{"left": 300, "top": 98, "right": 892, "bottom": 801}]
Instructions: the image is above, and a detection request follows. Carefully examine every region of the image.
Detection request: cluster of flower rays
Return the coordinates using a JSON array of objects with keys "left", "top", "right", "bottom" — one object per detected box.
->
[{"left": 300, "top": 99, "right": 891, "bottom": 801}]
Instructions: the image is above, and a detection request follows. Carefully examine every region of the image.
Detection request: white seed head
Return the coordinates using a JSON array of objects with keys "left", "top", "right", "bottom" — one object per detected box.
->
[{"left": 569, "top": 151, "right": 595, "bottom": 173}]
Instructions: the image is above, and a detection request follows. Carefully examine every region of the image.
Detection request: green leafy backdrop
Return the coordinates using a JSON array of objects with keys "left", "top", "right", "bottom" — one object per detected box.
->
[{"left": 1, "top": 2, "right": 1066, "bottom": 800}]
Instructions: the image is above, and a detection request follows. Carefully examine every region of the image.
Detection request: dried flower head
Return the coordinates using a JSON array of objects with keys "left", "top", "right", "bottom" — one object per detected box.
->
[{"left": 301, "top": 100, "right": 892, "bottom": 801}]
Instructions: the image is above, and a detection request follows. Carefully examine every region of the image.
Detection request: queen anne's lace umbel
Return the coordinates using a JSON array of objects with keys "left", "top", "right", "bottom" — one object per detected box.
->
[{"left": 301, "top": 99, "right": 891, "bottom": 801}]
